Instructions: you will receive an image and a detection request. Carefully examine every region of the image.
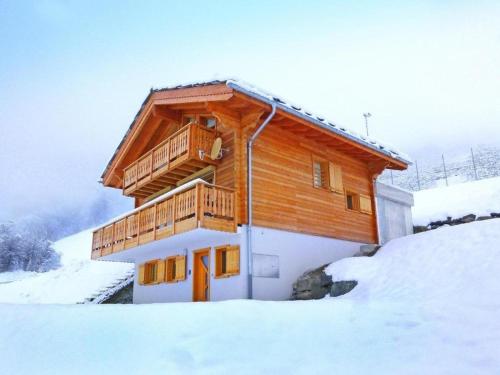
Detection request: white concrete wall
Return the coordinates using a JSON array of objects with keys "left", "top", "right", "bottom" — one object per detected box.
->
[
  {"left": 120, "top": 226, "right": 362, "bottom": 303},
  {"left": 131, "top": 228, "right": 247, "bottom": 304},
  {"left": 249, "top": 226, "right": 363, "bottom": 300},
  {"left": 376, "top": 181, "right": 414, "bottom": 244}
]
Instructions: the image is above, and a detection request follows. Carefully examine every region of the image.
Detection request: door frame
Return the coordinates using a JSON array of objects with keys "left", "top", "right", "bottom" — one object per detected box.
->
[{"left": 192, "top": 247, "right": 211, "bottom": 302}]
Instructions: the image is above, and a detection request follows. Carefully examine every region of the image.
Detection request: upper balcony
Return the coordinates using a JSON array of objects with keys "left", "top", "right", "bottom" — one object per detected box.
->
[
  {"left": 122, "top": 122, "right": 217, "bottom": 197},
  {"left": 91, "top": 181, "right": 236, "bottom": 260}
]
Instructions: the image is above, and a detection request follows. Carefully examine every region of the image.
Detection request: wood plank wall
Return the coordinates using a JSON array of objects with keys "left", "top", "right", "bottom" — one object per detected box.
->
[
  {"left": 214, "top": 127, "right": 235, "bottom": 189},
  {"left": 247, "top": 123, "right": 378, "bottom": 244}
]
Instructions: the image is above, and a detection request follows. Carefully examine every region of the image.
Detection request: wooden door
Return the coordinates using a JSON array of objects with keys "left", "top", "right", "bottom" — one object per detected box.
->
[{"left": 193, "top": 248, "right": 210, "bottom": 302}]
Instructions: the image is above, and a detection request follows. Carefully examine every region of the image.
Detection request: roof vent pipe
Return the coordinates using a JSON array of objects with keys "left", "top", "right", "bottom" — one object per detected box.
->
[{"left": 246, "top": 103, "right": 277, "bottom": 299}]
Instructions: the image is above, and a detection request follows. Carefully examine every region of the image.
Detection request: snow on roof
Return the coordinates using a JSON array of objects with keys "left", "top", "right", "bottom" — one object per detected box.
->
[
  {"left": 102, "top": 79, "right": 411, "bottom": 179},
  {"left": 225, "top": 79, "right": 412, "bottom": 165}
]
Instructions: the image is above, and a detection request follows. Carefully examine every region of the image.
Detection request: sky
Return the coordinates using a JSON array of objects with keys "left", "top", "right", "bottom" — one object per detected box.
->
[{"left": 0, "top": 0, "right": 499, "bottom": 222}]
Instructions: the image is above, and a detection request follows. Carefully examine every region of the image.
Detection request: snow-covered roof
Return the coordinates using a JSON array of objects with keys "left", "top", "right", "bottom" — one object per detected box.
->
[{"left": 102, "top": 79, "right": 411, "bottom": 179}]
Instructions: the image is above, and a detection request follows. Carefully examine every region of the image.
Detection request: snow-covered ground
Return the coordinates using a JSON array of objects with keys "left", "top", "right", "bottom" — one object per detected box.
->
[
  {"left": 0, "top": 230, "right": 133, "bottom": 303},
  {"left": 412, "top": 176, "right": 500, "bottom": 225},
  {"left": 1, "top": 219, "right": 499, "bottom": 374}
]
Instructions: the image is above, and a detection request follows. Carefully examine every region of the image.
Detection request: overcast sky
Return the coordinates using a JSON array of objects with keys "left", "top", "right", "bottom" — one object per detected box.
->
[{"left": 1, "top": 0, "right": 499, "bottom": 221}]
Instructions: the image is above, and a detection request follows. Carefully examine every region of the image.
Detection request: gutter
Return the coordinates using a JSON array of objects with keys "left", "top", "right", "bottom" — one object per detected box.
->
[{"left": 246, "top": 103, "right": 277, "bottom": 299}]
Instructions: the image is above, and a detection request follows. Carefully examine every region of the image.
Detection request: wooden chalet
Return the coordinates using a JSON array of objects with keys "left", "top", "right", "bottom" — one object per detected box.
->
[{"left": 91, "top": 79, "right": 409, "bottom": 302}]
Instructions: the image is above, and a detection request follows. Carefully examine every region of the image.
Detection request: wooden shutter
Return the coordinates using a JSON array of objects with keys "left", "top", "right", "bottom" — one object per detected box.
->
[
  {"left": 359, "top": 194, "right": 373, "bottom": 214},
  {"left": 138, "top": 264, "right": 145, "bottom": 285},
  {"left": 156, "top": 260, "right": 165, "bottom": 283},
  {"left": 226, "top": 246, "right": 240, "bottom": 274},
  {"left": 166, "top": 258, "right": 174, "bottom": 282},
  {"left": 175, "top": 256, "right": 186, "bottom": 281},
  {"left": 328, "top": 163, "right": 343, "bottom": 193}
]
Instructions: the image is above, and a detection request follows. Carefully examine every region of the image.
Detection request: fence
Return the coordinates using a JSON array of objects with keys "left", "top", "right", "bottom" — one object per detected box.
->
[{"left": 378, "top": 145, "right": 500, "bottom": 191}]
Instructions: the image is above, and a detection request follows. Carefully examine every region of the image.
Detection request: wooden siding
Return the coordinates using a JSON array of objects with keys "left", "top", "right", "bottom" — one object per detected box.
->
[{"left": 249, "top": 123, "right": 378, "bottom": 244}]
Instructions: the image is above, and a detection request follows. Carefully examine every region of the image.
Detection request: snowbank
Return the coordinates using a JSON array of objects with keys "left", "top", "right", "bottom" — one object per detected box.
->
[
  {"left": 0, "top": 230, "right": 133, "bottom": 303},
  {"left": 412, "top": 176, "right": 500, "bottom": 225},
  {"left": 1, "top": 220, "right": 500, "bottom": 374}
]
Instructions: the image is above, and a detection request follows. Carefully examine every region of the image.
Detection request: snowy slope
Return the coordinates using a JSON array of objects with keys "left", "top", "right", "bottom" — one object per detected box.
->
[
  {"left": 1, "top": 220, "right": 499, "bottom": 374},
  {"left": 412, "top": 176, "right": 500, "bottom": 225},
  {"left": 0, "top": 229, "right": 133, "bottom": 303}
]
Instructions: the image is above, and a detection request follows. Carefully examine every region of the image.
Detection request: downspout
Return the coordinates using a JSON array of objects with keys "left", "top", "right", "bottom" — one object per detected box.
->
[{"left": 246, "top": 103, "right": 277, "bottom": 299}]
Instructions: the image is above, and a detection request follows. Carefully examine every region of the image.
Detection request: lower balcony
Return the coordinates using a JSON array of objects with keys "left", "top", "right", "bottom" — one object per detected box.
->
[{"left": 91, "top": 182, "right": 236, "bottom": 259}]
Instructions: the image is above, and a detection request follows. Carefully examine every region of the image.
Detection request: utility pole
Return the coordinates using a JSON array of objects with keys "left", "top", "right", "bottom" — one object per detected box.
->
[
  {"left": 363, "top": 113, "right": 371, "bottom": 137},
  {"left": 471, "top": 147, "right": 478, "bottom": 180},
  {"left": 442, "top": 154, "right": 449, "bottom": 186}
]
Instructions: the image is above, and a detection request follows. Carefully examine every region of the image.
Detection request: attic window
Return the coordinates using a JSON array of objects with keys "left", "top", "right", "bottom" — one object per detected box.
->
[{"left": 200, "top": 116, "right": 217, "bottom": 129}]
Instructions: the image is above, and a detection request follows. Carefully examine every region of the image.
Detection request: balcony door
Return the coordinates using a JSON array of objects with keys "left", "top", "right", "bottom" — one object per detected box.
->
[{"left": 193, "top": 248, "right": 210, "bottom": 302}]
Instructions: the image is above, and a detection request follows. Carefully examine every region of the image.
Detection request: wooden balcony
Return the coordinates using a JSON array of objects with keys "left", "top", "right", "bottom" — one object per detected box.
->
[
  {"left": 91, "top": 182, "right": 236, "bottom": 259},
  {"left": 123, "top": 123, "right": 217, "bottom": 197}
]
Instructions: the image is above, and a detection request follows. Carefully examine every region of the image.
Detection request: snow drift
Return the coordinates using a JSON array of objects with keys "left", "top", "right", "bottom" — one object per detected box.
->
[
  {"left": 1, "top": 219, "right": 499, "bottom": 374},
  {"left": 412, "top": 176, "right": 500, "bottom": 225}
]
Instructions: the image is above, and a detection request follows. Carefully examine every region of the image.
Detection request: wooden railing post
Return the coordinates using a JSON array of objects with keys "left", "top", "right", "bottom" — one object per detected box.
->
[
  {"left": 172, "top": 193, "right": 177, "bottom": 235},
  {"left": 111, "top": 223, "right": 116, "bottom": 252},
  {"left": 153, "top": 203, "right": 157, "bottom": 240},
  {"left": 136, "top": 211, "right": 141, "bottom": 246},
  {"left": 195, "top": 183, "right": 200, "bottom": 227}
]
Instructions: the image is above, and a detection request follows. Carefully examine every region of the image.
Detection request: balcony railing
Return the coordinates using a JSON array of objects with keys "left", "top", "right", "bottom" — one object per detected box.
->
[
  {"left": 123, "top": 122, "right": 217, "bottom": 197},
  {"left": 91, "top": 182, "right": 236, "bottom": 259}
]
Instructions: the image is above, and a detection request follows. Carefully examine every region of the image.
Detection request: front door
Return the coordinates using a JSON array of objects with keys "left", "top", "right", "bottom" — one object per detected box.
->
[{"left": 193, "top": 248, "right": 210, "bottom": 302}]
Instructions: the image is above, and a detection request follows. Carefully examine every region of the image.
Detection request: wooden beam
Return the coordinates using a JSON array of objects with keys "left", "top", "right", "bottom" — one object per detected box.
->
[
  {"left": 152, "top": 106, "right": 181, "bottom": 123},
  {"left": 205, "top": 102, "right": 241, "bottom": 124}
]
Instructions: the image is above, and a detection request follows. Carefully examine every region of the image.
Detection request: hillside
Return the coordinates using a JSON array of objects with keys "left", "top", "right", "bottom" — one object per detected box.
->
[
  {"left": 0, "top": 230, "right": 133, "bottom": 304},
  {"left": 412, "top": 176, "right": 500, "bottom": 225},
  {"left": 1, "top": 219, "right": 499, "bottom": 374}
]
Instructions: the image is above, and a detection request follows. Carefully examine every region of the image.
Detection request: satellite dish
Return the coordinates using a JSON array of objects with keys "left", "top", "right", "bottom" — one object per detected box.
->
[{"left": 210, "top": 137, "right": 223, "bottom": 160}]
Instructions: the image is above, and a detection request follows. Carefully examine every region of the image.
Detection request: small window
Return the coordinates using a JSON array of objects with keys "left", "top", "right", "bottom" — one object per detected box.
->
[
  {"left": 166, "top": 255, "right": 186, "bottom": 282},
  {"left": 346, "top": 191, "right": 360, "bottom": 211},
  {"left": 139, "top": 259, "right": 165, "bottom": 285},
  {"left": 200, "top": 116, "right": 217, "bottom": 129},
  {"left": 215, "top": 245, "right": 240, "bottom": 278},
  {"left": 312, "top": 159, "right": 328, "bottom": 188}
]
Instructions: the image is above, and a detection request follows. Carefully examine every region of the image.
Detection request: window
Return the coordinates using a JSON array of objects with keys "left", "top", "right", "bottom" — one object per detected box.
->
[
  {"left": 166, "top": 255, "right": 186, "bottom": 282},
  {"left": 138, "top": 259, "right": 165, "bottom": 285},
  {"left": 200, "top": 116, "right": 217, "bottom": 129},
  {"left": 345, "top": 192, "right": 373, "bottom": 215},
  {"left": 312, "top": 159, "right": 328, "bottom": 188},
  {"left": 215, "top": 245, "right": 240, "bottom": 278},
  {"left": 346, "top": 191, "right": 360, "bottom": 211},
  {"left": 312, "top": 157, "right": 343, "bottom": 193}
]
